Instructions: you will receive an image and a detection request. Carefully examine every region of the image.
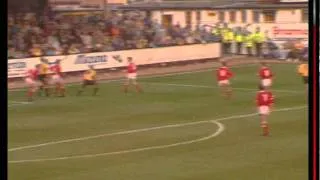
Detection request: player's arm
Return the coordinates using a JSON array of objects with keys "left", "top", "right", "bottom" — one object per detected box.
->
[
  {"left": 228, "top": 70, "right": 233, "bottom": 79},
  {"left": 269, "top": 93, "right": 275, "bottom": 109}
]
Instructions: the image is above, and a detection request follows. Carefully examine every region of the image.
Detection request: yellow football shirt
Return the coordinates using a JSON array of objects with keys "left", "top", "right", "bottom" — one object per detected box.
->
[
  {"left": 83, "top": 70, "right": 96, "bottom": 81},
  {"left": 39, "top": 63, "right": 49, "bottom": 75},
  {"left": 298, "top": 64, "right": 308, "bottom": 77}
]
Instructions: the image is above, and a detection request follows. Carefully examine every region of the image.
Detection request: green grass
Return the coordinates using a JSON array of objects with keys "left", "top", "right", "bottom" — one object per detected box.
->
[{"left": 8, "top": 64, "right": 308, "bottom": 180}]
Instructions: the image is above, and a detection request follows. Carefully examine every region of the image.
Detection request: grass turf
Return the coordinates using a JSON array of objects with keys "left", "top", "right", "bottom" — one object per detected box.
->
[{"left": 8, "top": 64, "right": 307, "bottom": 180}]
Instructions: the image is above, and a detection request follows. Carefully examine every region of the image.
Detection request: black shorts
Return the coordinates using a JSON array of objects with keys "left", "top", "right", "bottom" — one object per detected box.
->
[
  {"left": 302, "top": 76, "right": 308, "bottom": 84},
  {"left": 83, "top": 80, "right": 96, "bottom": 86},
  {"left": 38, "top": 74, "right": 48, "bottom": 83}
]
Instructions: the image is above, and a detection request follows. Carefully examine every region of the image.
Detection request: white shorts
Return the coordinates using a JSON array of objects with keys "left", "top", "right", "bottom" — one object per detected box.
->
[
  {"left": 51, "top": 75, "right": 63, "bottom": 84},
  {"left": 261, "top": 79, "right": 272, "bottom": 87},
  {"left": 25, "top": 78, "right": 36, "bottom": 86},
  {"left": 258, "top": 106, "right": 270, "bottom": 115},
  {"left": 127, "top": 73, "right": 137, "bottom": 80},
  {"left": 218, "top": 80, "right": 230, "bottom": 86}
]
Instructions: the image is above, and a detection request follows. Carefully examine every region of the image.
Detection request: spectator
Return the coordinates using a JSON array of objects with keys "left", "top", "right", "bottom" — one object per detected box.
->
[{"left": 7, "top": 10, "right": 221, "bottom": 59}]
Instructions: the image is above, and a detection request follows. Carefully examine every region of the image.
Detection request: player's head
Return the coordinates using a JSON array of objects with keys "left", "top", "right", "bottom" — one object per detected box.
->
[
  {"left": 221, "top": 61, "right": 227, "bottom": 67},
  {"left": 35, "top": 64, "right": 40, "bottom": 69},
  {"left": 259, "top": 84, "right": 266, "bottom": 91},
  {"left": 88, "top": 65, "right": 94, "bottom": 69},
  {"left": 56, "top": 59, "right": 61, "bottom": 64},
  {"left": 40, "top": 57, "right": 47, "bottom": 63},
  {"left": 127, "top": 57, "right": 133, "bottom": 63}
]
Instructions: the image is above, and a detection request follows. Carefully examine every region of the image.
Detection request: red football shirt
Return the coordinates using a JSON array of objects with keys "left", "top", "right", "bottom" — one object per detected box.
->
[
  {"left": 26, "top": 69, "right": 38, "bottom": 80},
  {"left": 256, "top": 90, "right": 274, "bottom": 106},
  {"left": 259, "top": 67, "right": 273, "bottom": 79},
  {"left": 217, "top": 66, "right": 233, "bottom": 81},
  {"left": 127, "top": 63, "right": 137, "bottom": 73},
  {"left": 50, "top": 64, "right": 62, "bottom": 76}
]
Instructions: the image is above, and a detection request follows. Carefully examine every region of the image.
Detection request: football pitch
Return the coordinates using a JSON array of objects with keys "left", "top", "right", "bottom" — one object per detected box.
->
[{"left": 8, "top": 63, "right": 308, "bottom": 180}]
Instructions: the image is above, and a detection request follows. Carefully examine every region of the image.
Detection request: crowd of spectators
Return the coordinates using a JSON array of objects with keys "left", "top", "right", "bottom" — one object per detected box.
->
[{"left": 8, "top": 11, "right": 220, "bottom": 59}]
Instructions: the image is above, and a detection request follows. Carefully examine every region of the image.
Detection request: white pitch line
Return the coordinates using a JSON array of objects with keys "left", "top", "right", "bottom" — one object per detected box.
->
[
  {"left": 8, "top": 105, "right": 306, "bottom": 163},
  {"left": 9, "top": 121, "right": 224, "bottom": 164},
  {"left": 147, "top": 82, "right": 304, "bottom": 94},
  {"left": 8, "top": 101, "right": 33, "bottom": 108},
  {"left": 8, "top": 64, "right": 258, "bottom": 92},
  {"left": 9, "top": 101, "right": 32, "bottom": 104}
]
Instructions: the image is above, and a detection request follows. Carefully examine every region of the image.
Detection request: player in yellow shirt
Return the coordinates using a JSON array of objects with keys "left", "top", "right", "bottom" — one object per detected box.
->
[
  {"left": 297, "top": 58, "right": 308, "bottom": 93},
  {"left": 38, "top": 57, "right": 50, "bottom": 96},
  {"left": 77, "top": 65, "right": 99, "bottom": 96}
]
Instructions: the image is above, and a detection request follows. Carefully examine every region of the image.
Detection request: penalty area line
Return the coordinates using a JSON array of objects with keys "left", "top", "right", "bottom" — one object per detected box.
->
[{"left": 8, "top": 105, "right": 306, "bottom": 164}]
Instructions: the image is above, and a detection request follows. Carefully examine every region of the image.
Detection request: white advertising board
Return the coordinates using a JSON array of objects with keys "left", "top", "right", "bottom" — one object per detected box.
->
[{"left": 8, "top": 43, "right": 221, "bottom": 78}]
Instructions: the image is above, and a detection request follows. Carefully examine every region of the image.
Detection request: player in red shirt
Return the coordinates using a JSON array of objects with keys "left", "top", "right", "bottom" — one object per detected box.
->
[
  {"left": 216, "top": 61, "right": 233, "bottom": 98},
  {"left": 50, "top": 60, "right": 65, "bottom": 97},
  {"left": 258, "top": 62, "right": 273, "bottom": 89},
  {"left": 256, "top": 84, "right": 275, "bottom": 136},
  {"left": 25, "top": 65, "right": 39, "bottom": 101},
  {"left": 123, "top": 57, "right": 143, "bottom": 93}
]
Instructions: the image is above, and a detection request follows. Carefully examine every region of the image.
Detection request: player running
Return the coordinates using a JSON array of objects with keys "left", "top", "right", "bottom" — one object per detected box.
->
[
  {"left": 50, "top": 60, "right": 65, "bottom": 97},
  {"left": 297, "top": 58, "right": 308, "bottom": 94},
  {"left": 25, "top": 65, "right": 39, "bottom": 102},
  {"left": 256, "top": 84, "right": 274, "bottom": 136},
  {"left": 38, "top": 57, "right": 50, "bottom": 97},
  {"left": 77, "top": 65, "right": 99, "bottom": 96},
  {"left": 123, "top": 57, "right": 143, "bottom": 93},
  {"left": 258, "top": 62, "right": 273, "bottom": 89},
  {"left": 216, "top": 61, "right": 233, "bottom": 98}
]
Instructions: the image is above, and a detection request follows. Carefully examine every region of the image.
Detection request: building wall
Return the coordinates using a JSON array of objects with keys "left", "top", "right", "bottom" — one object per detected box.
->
[
  {"left": 150, "top": 8, "right": 306, "bottom": 29},
  {"left": 275, "top": 9, "right": 302, "bottom": 23},
  {"left": 152, "top": 11, "right": 187, "bottom": 27}
]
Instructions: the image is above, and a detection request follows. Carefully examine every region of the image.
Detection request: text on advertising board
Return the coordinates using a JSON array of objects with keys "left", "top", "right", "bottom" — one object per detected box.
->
[
  {"left": 74, "top": 54, "right": 108, "bottom": 64},
  {"left": 8, "top": 43, "right": 221, "bottom": 78}
]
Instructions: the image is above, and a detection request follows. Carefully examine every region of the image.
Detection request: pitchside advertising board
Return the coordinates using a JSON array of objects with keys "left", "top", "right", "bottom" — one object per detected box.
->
[{"left": 8, "top": 43, "right": 221, "bottom": 78}]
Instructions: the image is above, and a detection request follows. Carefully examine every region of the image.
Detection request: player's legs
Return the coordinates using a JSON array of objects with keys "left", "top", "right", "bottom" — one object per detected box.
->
[
  {"left": 131, "top": 77, "right": 142, "bottom": 93},
  {"left": 225, "top": 84, "right": 232, "bottom": 98},
  {"left": 123, "top": 78, "right": 130, "bottom": 93},
  {"left": 25, "top": 78, "right": 37, "bottom": 101},
  {"left": 38, "top": 75, "right": 44, "bottom": 96},
  {"left": 77, "top": 80, "right": 88, "bottom": 96},
  {"left": 56, "top": 82, "right": 66, "bottom": 97},
  {"left": 92, "top": 81, "right": 99, "bottom": 96},
  {"left": 260, "top": 114, "right": 269, "bottom": 136},
  {"left": 53, "top": 76, "right": 65, "bottom": 97},
  {"left": 259, "top": 106, "right": 270, "bottom": 136},
  {"left": 42, "top": 75, "right": 50, "bottom": 97},
  {"left": 219, "top": 80, "right": 232, "bottom": 98},
  {"left": 59, "top": 82, "right": 66, "bottom": 97}
]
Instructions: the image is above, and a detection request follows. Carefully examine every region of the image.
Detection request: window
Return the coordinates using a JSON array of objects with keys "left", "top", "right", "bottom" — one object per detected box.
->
[
  {"left": 241, "top": 10, "right": 247, "bottom": 23},
  {"left": 229, "top": 11, "right": 236, "bottom": 23},
  {"left": 196, "top": 11, "right": 201, "bottom": 25},
  {"left": 185, "top": 11, "right": 192, "bottom": 27},
  {"left": 301, "top": 8, "right": 308, "bottom": 22},
  {"left": 262, "top": 10, "right": 275, "bottom": 23},
  {"left": 218, "top": 11, "right": 225, "bottom": 22},
  {"left": 253, "top": 10, "right": 260, "bottom": 23}
]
